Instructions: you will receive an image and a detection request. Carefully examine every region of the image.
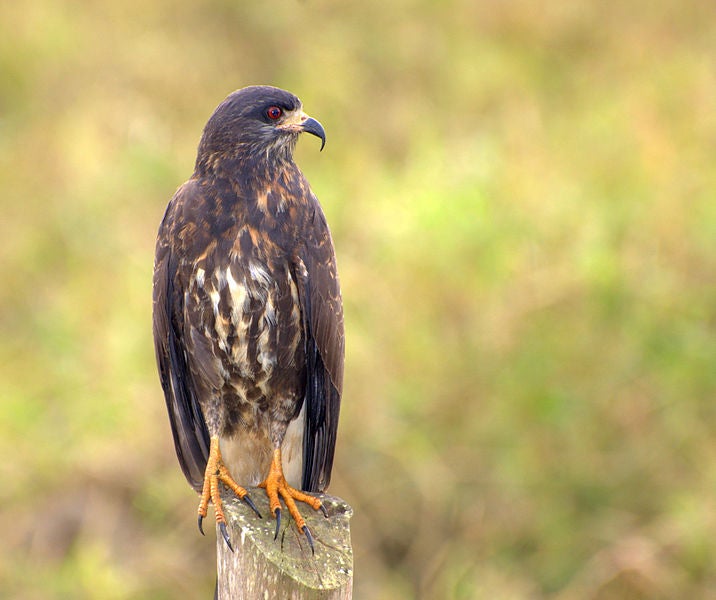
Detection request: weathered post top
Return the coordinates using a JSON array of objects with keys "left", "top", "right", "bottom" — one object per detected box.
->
[{"left": 217, "top": 488, "right": 353, "bottom": 599}]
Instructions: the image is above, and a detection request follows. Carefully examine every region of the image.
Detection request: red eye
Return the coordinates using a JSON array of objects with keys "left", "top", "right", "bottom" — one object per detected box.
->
[{"left": 266, "top": 106, "right": 282, "bottom": 120}]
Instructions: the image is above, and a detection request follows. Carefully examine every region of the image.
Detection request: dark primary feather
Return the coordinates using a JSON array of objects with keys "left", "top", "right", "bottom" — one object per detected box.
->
[
  {"left": 153, "top": 214, "right": 210, "bottom": 492},
  {"left": 293, "top": 205, "right": 344, "bottom": 492}
]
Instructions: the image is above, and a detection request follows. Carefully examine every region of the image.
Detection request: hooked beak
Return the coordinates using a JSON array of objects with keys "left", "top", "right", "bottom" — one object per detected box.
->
[
  {"left": 300, "top": 116, "right": 326, "bottom": 151},
  {"left": 277, "top": 111, "right": 327, "bottom": 151}
]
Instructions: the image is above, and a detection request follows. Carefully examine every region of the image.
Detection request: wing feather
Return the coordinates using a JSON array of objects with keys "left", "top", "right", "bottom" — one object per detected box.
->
[
  {"left": 153, "top": 193, "right": 210, "bottom": 492},
  {"left": 295, "top": 202, "right": 344, "bottom": 492}
]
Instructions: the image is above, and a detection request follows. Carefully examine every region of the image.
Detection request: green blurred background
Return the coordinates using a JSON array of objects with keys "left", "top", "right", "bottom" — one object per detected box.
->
[{"left": 1, "top": 0, "right": 715, "bottom": 598}]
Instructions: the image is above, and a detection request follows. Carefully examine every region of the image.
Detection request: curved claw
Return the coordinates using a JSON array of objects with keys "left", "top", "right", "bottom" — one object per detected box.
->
[
  {"left": 319, "top": 503, "right": 329, "bottom": 518},
  {"left": 219, "top": 522, "right": 234, "bottom": 553},
  {"left": 198, "top": 514, "right": 205, "bottom": 536},
  {"left": 243, "top": 494, "right": 262, "bottom": 519},
  {"left": 302, "top": 525, "right": 315, "bottom": 555},
  {"left": 274, "top": 507, "right": 281, "bottom": 541}
]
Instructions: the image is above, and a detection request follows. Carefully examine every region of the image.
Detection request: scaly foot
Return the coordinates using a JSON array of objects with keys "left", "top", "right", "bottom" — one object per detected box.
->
[
  {"left": 258, "top": 448, "right": 327, "bottom": 553},
  {"left": 197, "top": 436, "right": 261, "bottom": 551}
]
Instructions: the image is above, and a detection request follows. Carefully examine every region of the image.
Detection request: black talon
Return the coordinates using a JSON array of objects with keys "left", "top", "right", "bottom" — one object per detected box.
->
[
  {"left": 274, "top": 507, "right": 281, "bottom": 540},
  {"left": 302, "top": 525, "right": 315, "bottom": 555},
  {"left": 243, "top": 494, "right": 262, "bottom": 519},
  {"left": 219, "top": 522, "right": 234, "bottom": 552},
  {"left": 198, "top": 514, "right": 205, "bottom": 536},
  {"left": 319, "top": 504, "right": 329, "bottom": 518}
]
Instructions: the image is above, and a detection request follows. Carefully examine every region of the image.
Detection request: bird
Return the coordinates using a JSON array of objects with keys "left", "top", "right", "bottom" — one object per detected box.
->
[{"left": 152, "top": 85, "right": 344, "bottom": 552}]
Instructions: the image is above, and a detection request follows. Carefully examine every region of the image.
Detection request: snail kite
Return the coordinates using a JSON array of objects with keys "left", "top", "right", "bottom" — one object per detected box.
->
[{"left": 152, "top": 86, "right": 344, "bottom": 551}]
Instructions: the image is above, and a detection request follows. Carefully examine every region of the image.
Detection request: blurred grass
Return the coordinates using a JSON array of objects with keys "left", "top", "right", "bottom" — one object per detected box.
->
[{"left": 1, "top": 0, "right": 715, "bottom": 598}]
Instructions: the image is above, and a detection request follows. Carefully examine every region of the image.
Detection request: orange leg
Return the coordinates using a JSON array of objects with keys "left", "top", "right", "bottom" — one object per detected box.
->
[
  {"left": 258, "top": 448, "right": 327, "bottom": 553},
  {"left": 198, "top": 436, "right": 261, "bottom": 551}
]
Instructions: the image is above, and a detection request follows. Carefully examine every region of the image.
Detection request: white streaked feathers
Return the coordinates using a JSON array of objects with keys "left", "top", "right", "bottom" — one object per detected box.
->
[
  {"left": 193, "top": 261, "right": 282, "bottom": 382},
  {"left": 195, "top": 267, "right": 205, "bottom": 287},
  {"left": 248, "top": 260, "right": 272, "bottom": 292}
]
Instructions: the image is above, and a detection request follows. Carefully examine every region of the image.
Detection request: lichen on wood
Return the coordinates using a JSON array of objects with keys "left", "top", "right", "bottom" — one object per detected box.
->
[{"left": 217, "top": 488, "right": 353, "bottom": 599}]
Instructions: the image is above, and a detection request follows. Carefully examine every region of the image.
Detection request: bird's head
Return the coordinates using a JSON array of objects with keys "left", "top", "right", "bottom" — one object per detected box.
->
[{"left": 195, "top": 85, "right": 326, "bottom": 173}]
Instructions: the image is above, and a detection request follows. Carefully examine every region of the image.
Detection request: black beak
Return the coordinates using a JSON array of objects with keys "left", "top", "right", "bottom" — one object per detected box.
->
[{"left": 301, "top": 117, "right": 326, "bottom": 151}]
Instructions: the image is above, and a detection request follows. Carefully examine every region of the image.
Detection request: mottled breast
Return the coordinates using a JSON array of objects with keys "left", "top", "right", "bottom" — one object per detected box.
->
[{"left": 183, "top": 220, "right": 306, "bottom": 434}]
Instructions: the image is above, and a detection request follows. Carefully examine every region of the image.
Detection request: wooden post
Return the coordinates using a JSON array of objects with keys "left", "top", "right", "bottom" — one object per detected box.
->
[{"left": 216, "top": 488, "right": 353, "bottom": 599}]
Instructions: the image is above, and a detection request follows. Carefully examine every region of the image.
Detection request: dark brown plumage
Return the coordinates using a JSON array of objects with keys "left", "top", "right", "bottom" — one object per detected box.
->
[{"left": 152, "top": 85, "right": 343, "bottom": 549}]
